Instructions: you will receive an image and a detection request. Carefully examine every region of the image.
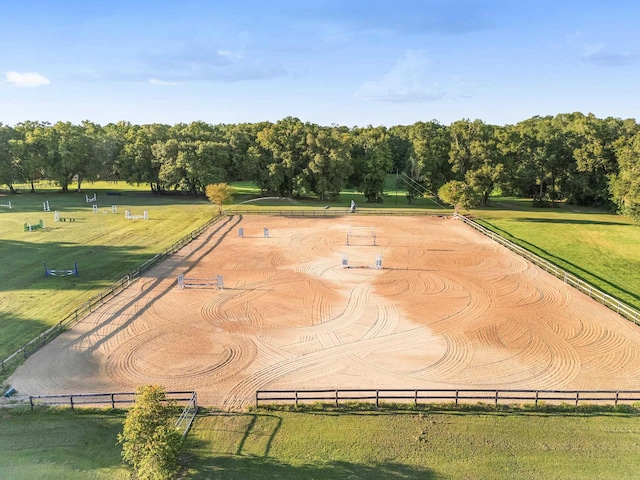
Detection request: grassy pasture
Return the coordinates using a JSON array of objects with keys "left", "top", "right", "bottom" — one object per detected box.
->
[
  {"left": 474, "top": 198, "right": 640, "bottom": 310},
  {"left": 2, "top": 407, "right": 638, "bottom": 480},
  {"left": 183, "top": 409, "right": 640, "bottom": 479},
  {"left": 0, "top": 408, "right": 128, "bottom": 480}
]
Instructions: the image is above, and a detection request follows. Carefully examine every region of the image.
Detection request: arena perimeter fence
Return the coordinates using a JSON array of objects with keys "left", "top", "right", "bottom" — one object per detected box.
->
[
  {"left": 1, "top": 214, "right": 226, "bottom": 374},
  {"left": 453, "top": 213, "right": 640, "bottom": 326},
  {"left": 224, "top": 208, "right": 437, "bottom": 216},
  {"left": 27, "top": 391, "right": 198, "bottom": 439},
  {"left": 4, "top": 207, "right": 639, "bottom": 384},
  {"left": 256, "top": 388, "right": 640, "bottom": 409}
]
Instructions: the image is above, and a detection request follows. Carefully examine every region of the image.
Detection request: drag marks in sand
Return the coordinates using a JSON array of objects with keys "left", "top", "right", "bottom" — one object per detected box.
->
[{"left": 9, "top": 215, "right": 640, "bottom": 407}]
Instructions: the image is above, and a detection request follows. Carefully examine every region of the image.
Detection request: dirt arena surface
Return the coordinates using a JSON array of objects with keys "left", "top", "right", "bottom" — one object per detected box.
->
[{"left": 9, "top": 215, "right": 640, "bottom": 408}]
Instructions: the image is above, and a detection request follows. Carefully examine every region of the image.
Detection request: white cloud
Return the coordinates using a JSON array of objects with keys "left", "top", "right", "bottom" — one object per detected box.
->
[
  {"left": 5, "top": 71, "right": 50, "bottom": 87},
  {"left": 355, "top": 50, "right": 444, "bottom": 103},
  {"left": 149, "top": 78, "right": 179, "bottom": 86},
  {"left": 566, "top": 30, "right": 582, "bottom": 43},
  {"left": 582, "top": 43, "right": 604, "bottom": 57},
  {"left": 216, "top": 49, "right": 242, "bottom": 59},
  {"left": 582, "top": 43, "right": 639, "bottom": 66}
]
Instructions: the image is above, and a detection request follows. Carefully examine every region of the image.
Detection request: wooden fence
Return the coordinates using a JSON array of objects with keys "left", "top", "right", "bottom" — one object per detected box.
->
[
  {"left": 454, "top": 214, "right": 640, "bottom": 326},
  {"left": 224, "top": 208, "right": 439, "bottom": 217},
  {"left": 256, "top": 388, "right": 640, "bottom": 409},
  {"left": 27, "top": 390, "right": 198, "bottom": 439}
]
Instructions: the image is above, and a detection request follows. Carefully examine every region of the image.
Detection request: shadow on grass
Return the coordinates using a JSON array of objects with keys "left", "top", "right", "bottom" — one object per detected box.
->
[
  {"left": 185, "top": 455, "right": 440, "bottom": 480},
  {"left": 182, "top": 410, "right": 442, "bottom": 479},
  {"left": 253, "top": 402, "right": 640, "bottom": 418},
  {"left": 0, "top": 239, "right": 149, "bottom": 292},
  {"left": 474, "top": 219, "right": 640, "bottom": 305},
  {"left": 513, "top": 217, "right": 631, "bottom": 226}
]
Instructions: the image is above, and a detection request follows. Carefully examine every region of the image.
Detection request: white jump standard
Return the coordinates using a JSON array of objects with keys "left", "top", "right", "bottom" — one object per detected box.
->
[
  {"left": 346, "top": 226, "right": 377, "bottom": 246},
  {"left": 85, "top": 193, "right": 97, "bottom": 203},
  {"left": 125, "top": 210, "right": 148, "bottom": 220},
  {"left": 54, "top": 210, "right": 76, "bottom": 222},
  {"left": 177, "top": 274, "right": 224, "bottom": 290},
  {"left": 43, "top": 201, "right": 50, "bottom": 212},
  {"left": 341, "top": 254, "right": 383, "bottom": 269},
  {"left": 0, "top": 201, "right": 11, "bottom": 209},
  {"left": 238, "top": 227, "right": 270, "bottom": 238},
  {"left": 44, "top": 261, "right": 79, "bottom": 277}
]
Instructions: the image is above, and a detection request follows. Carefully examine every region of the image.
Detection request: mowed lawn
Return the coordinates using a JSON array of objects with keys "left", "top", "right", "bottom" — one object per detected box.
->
[
  {"left": 474, "top": 198, "right": 640, "bottom": 310},
  {"left": 0, "top": 182, "right": 214, "bottom": 366},
  {"left": 184, "top": 409, "right": 640, "bottom": 479},
  {"left": 2, "top": 408, "right": 639, "bottom": 480},
  {"left": 0, "top": 409, "right": 129, "bottom": 480}
]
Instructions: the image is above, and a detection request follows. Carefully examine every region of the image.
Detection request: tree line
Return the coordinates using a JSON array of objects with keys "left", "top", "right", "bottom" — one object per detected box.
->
[{"left": 1, "top": 113, "right": 639, "bottom": 220}]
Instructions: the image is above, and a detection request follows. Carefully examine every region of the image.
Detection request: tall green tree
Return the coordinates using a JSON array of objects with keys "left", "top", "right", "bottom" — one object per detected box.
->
[
  {"left": 566, "top": 113, "right": 623, "bottom": 207},
  {"left": 119, "top": 123, "right": 170, "bottom": 193},
  {"left": 303, "top": 126, "right": 352, "bottom": 200},
  {"left": 118, "top": 385, "right": 182, "bottom": 480},
  {"left": 350, "top": 127, "right": 393, "bottom": 203},
  {"left": 610, "top": 125, "right": 640, "bottom": 220},
  {"left": 405, "top": 121, "right": 452, "bottom": 203},
  {"left": 10, "top": 121, "right": 51, "bottom": 192},
  {"left": 255, "top": 117, "right": 309, "bottom": 196},
  {"left": 0, "top": 124, "right": 20, "bottom": 192}
]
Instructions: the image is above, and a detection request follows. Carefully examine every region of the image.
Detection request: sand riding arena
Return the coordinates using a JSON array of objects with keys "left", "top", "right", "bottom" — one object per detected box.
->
[{"left": 9, "top": 215, "right": 640, "bottom": 409}]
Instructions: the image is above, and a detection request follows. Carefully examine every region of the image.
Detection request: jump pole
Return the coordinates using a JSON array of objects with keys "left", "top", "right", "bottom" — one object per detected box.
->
[{"left": 44, "top": 261, "right": 79, "bottom": 277}]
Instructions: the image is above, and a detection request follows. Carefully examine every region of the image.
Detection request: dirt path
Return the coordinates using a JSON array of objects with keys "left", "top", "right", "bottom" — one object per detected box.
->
[{"left": 9, "top": 215, "right": 640, "bottom": 408}]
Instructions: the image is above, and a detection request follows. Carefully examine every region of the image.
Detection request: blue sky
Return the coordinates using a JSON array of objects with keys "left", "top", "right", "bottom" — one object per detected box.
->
[{"left": 1, "top": 0, "right": 639, "bottom": 127}]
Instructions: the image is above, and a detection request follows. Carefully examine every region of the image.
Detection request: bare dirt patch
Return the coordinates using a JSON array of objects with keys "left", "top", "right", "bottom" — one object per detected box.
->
[{"left": 9, "top": 215, "right": 640, "bottom": 408}]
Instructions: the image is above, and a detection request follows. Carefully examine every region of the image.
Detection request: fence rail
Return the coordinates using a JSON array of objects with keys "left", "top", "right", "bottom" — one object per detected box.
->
[
  {"left": 224, "top": 208, "right": 438, "bottom": 217},
  {"left": 256, "top": 388, "right": 640, "bottom": 408},
  {"left": 28, "top": 390, "right": 198, "bottom": 439},
  {"left": 1, "top": 215, "right": 225, "bottom": 374},
  {"left": 453, "top": 214, "right": 640, "bottom": 326}
]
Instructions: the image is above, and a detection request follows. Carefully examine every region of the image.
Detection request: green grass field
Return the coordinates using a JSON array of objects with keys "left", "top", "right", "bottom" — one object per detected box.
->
[
  {"left": 2, "top": 408, "right": 639, "bottom": 480},
  {"left": 182, "top": 409, "right": 640, "bottom": 479},
  {"left": 473, "top": 198, "right": 640, "bottom": 310},
  {"left": 0, "top": 409, "right": 129, "bottom": 480}
]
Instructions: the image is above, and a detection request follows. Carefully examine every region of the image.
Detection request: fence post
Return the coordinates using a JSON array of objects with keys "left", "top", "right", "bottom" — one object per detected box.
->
[
  {"left": 414, "top": 389, "right": 418, "bottom": 407},
  {"left": 535, "top": 391, "right": 539, "bottom": 408},
  {"left": 255, "top": 391, "right": 259, "bottom": 409},
  {"left": 575, "top": 391, "right": 579, "bottom": 407},
  {"left": 495, "top": 390, "right": 499, "bottom": 408},
  {"left": 111, "top": 393, "right": 115, "bottom": 409},
  {"left": 335, "top": 390, "right": 339, "bottom": 408},
  {"left": 455, "top": 390, "right": 459, "bottom": 407},
  {"left": 615, "top": 391, "right": 619, "bottom": 407},
  {"left": 70, "top": 395, "right": 74, "bottom": 410},
  {"left": 295, "top": 390, "right": 298, "bottom": 407},
  {"left": 29, "top": 396, "right": 34, "bottom": 410},
  {"left": 376, "top": 390, "right": 379, "bottom": 409}
]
